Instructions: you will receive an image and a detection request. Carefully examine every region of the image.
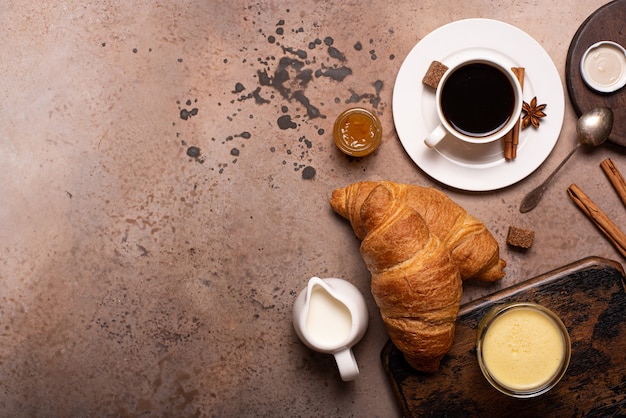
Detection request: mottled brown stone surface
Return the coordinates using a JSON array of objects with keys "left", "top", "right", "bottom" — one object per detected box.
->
[{"left": 0, "top": 1, "right": 622, "bottom": 416}]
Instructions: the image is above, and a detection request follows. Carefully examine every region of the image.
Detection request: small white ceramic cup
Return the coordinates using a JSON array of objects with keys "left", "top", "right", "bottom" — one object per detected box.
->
[
  {"left": 424, "top": 57, "right": 523, "bottom": 148},
  {"left": 292, "top": 277, "right": 368, "bottom": 381},
  {"left": 580, "top": 41, "right": 626, "bottom": 93}
]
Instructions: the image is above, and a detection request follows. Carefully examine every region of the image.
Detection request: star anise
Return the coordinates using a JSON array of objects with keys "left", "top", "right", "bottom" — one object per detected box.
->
[{"left": 522, "top": 97, "right": 547, "bottom": 129}]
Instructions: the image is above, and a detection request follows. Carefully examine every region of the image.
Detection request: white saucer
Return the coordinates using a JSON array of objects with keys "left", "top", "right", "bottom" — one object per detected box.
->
[{"left": 392, "top": 19, "right": 565, "bottom": 191}]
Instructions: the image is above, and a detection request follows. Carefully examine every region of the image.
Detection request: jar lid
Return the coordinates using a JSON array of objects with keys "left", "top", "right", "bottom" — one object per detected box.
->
[
  {"left": 333, "top": 108, "right": 382, "bottom": 157},
  {"left": 580, "top": 41, "right": 626, "bottom": 93}
]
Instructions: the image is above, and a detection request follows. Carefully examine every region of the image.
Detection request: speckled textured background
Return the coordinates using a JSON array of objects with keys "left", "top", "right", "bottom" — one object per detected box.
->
[{"left": 0, "top": 1, "right": 622, "bottom": 416}]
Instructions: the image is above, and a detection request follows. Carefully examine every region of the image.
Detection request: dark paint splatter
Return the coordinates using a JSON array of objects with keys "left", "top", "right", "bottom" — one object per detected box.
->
[
  {"left": 327, "top": 46, "right": 346, "bottom": 62},
  {"left": 277, "top": 115, "right": 297, "bottom": 130},
  {"left": 230, "top": 10, "right": 388, "bottom": 179},
  {"left": 301, "top": 166, "right": 316, "bottom": 180},
  {"left": 292, "top": 91, "right": 320, "bottom": 119},
  {"left": 281, "top": 46, "right": 307, "bottom": 60},
  {"left": 296, "top": 68, "right": 313, "bottom": 85},
  {"left": 315, "top": 65, "right": 352, "bottom": 82},
  {"left": 180, "top": 108, "right": 198, "bottom": 120},
  {"left": 373, "top": 80, "right": 383, "bottom": 95},
  {"left": 251, "top": 87, "right": 269, "bottom": 104},
  {"left": 137, "top": 244, "right": 149, "bottom": 256},
  {"left": 186, "top": 146, "right": 200, "bottom": 158},
  {"left": 258, "top": 57, "right": 322, "bottom": 119},
  {"left": 346, "top": 79, "right": 383, "bottom": 108},
  {"left": 249, "top": 22, "right": 376, "bottom": 125},
  {"left": 244, "top": 87, "right": 269, "bottom": 104},
  {"left": 236, "top": 87, "right": 270, "bottom": 105}
]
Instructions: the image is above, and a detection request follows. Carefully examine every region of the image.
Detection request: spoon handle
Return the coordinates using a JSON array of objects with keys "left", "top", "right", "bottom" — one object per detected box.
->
[{"left": 519, "top": 142, "right": 581, "bottom": 213}]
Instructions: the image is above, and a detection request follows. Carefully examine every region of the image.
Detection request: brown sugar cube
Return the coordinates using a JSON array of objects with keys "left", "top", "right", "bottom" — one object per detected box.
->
[
  {"left": 506, "top": 226, "right": 535, "bottom": 249},
  {"left": 422, "top": 60, "right": 449, "bottom": 89}
]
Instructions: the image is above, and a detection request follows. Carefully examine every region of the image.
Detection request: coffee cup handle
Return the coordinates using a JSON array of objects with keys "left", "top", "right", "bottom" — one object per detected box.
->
[
  {"left": 424, "top": 124, "right": 447, "bottom": 148},
  {"left": 333, "top": 348, "right": 359, "bottom": 381}
]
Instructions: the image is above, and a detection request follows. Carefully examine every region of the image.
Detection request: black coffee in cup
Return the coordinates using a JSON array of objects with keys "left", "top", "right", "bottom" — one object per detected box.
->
[{"left": 441, "top": 62, "right": 515, "bottom": 138}]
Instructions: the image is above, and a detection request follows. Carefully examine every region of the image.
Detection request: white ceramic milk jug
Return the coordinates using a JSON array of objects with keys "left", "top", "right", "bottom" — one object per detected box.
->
[{"left": 292, "top": 277, "right": 368, "bottom": 381}]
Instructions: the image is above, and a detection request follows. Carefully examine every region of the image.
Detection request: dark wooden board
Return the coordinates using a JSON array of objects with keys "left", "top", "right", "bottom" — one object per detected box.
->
[
  {"left": 381, "top": 257, "right": 626, "bottom": 417},
  {"left": 565, "top": 0, "right": 626, "bottom": 147}
]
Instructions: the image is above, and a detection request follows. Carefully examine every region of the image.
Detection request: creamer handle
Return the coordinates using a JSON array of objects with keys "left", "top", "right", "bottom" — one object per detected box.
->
[{"left": 333, "top": 348, "right": 359, "bottom": 381}]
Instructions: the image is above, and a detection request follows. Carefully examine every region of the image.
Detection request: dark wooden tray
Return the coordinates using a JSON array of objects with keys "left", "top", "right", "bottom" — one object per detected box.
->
[
  {"left": 565, "top": 0, "right": 626, "bottom": 147},
  {"left": 381, "top": 257, "right": 626, "bottom": 417}
]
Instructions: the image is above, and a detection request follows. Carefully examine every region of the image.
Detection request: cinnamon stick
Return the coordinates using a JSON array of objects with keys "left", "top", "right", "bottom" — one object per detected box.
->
[
  {"left": 510, "top": 67, "right": 524, "bottom": 159},
  {"left": 567, "top": 183, "right": 626, "bottom": 258},
  {"left": 504, "top": 67, "right": 525, "bottom": 160},
  {"left": 600, "top": 158, "right": 626, "bottom": 208},
  {"left": 503, "top": 130, "right": 514, "bottom": 160}
]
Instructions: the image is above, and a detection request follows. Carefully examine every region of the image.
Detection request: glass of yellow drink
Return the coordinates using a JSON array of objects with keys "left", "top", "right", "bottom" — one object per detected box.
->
[{"left": 476, "top": 302, "right": 571, "bottom": 398}]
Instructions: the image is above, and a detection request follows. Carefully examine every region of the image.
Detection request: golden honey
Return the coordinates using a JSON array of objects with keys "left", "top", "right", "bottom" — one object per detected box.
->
[{"left": 333, "top": 108, "right": 382, "bottom": 157}]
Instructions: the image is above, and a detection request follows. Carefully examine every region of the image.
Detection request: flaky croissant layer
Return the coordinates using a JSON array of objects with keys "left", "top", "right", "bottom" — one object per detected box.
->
[
  {"left": 338, "top": 183, "right": 463, "bottom": 372},
  {"left": 330, "top": 181, "right": 505, "bottom": 282}
]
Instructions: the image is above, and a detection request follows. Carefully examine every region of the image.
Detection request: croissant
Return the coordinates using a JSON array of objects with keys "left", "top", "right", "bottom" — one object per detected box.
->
[
  {"left": 355, "top": 184, "right": 462, "bottom": 372},
  {"left": 330, "top": 181, "right": 505, "bottom": 282}
]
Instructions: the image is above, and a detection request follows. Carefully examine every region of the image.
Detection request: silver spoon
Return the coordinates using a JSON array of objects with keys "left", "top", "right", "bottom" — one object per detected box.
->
[{"left": 519, "top": 107, "right": 614, "bottom": 213}]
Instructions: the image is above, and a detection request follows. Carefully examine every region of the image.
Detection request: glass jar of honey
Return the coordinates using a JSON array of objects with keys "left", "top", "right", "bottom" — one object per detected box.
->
[
  {"left": 333, "top": 108, "right": 382, "bottom": 157},
  {"left": 476, "top": 302, "right": 571, "bottom": 398}
]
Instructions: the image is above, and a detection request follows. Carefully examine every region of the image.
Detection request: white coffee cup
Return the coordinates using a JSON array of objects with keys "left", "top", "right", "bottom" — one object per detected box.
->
[{"left": 424, "top": 58, "right": 523, "bottom": 148}]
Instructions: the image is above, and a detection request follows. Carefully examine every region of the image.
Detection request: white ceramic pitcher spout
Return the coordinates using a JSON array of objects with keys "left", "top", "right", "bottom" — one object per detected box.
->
[{"left": 293, "top": 277, "right": 368, "bottom": 381}]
